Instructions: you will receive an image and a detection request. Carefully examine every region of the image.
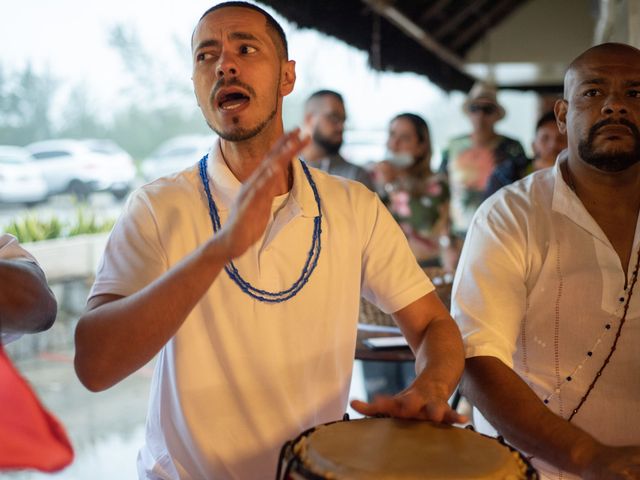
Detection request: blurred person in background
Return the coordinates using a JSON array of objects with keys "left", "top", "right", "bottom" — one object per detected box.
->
[
  {"left": 301, "top": 89, "right": 374, "bottom": 190},
  {"left": 531, "top": 111, "right": 567, "bottom": 171},
  {"left": 373, "top": 113, "right": 456, "bottom": 271},
  {"left": 441, "top": 82, "right": 529, "bottom": 239},
  {"left": 363, "top": 113, "right": 456, "bottom": 402}
]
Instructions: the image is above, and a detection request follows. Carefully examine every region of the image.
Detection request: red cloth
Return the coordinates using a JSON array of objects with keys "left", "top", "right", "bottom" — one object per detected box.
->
[{"left": 0, "top": 342, "right": 73, "bottom": 472}]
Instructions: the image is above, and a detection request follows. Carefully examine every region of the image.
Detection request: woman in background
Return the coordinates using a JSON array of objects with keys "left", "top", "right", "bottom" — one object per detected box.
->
[{"left": 374, "top": 113, "right": 455, "bottom": 270}]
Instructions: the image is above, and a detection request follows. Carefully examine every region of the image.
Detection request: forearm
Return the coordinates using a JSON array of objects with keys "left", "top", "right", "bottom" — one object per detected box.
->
[
  {"left": 460, "top": 356, "right": 602, "bottom": 476},
  {"left": 412, "top": 315, "right": 465, "bottom": 398},
  {"left": 74, "top": 236, "right": 229, "bottom": 391},
  {"left": 0, "top": 260, "right": 56, "bottom": 334}
]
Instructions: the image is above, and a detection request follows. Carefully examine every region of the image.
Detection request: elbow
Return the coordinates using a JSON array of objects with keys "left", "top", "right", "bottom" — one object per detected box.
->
[
  {"left": 36, "top": 289, "right": 57, "bottom": 332},
  {"left": 74, "top": 360, "right": 109, "bottom": 392},
  {"left": 74, "top": 350, "right": 111, "bottom": 392},
  {"left": 73, "top": 319, "right": 112, "bottom": 392}
]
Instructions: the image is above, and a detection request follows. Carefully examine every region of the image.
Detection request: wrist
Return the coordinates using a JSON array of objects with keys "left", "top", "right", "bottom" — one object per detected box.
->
[
  {"left": 201, "top": 234, "right": 234, "bottom": 265},
  {"left": 570, "top": 434, "right": 604, "bottom": 476}
]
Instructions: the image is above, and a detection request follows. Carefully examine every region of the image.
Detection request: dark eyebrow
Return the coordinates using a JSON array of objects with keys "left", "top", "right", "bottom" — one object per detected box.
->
[
  {"left": 193, "top": 32, "right": 261, "bottom": 54},
  {"left": 579, "top": 78, "right": 606, "bottom": 87},
  {"left": 229, "top": 31, "right": 260, "bottom": 42},
  {"left": 193, "top": 39, "right": 220, "bottom": 53},
  {"left": 625, "top": 80, "right": 640, "bottom": 88}
]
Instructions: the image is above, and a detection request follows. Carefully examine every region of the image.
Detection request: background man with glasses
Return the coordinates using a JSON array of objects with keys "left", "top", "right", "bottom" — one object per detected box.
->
[{"left": 440, "top": 81, "right": 528, "bottom": 239}]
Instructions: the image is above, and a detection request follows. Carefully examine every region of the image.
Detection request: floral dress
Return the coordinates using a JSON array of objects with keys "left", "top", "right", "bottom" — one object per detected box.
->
[{"left": 385, "top": 173, "right": 450, "bottom": 266}]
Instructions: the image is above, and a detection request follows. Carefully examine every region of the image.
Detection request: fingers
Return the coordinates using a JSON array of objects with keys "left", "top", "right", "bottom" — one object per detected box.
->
[
  {"left": 350, "top": 395, "right": 468, "bottom": 424},
  {"left": 254, "top": 129, "right": 310, "bottom": 185}
]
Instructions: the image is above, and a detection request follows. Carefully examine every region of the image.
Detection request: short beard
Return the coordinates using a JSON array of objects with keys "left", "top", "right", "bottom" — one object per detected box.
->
[
  {"left": 209, "top": 107, "right": 277, "bottom": 142},
  {"left": 578, "top": 118, "right": 640, "bottom": 172},
  {"left": 312, "top": 129, "right": 342, "bottom": 155}
]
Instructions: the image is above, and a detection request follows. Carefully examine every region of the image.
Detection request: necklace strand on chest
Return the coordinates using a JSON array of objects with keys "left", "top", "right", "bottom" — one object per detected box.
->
[{"left": 198, "top": 153, "right": 322, "bottom": 303}]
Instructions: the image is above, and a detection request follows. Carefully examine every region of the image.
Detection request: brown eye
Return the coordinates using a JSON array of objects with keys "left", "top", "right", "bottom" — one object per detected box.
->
[{"left": 240, "top": 45, "right": 257, "bottom": 54}]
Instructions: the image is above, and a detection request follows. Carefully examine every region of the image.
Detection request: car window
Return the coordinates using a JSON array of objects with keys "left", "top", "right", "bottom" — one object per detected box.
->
[
  {"left": 31, "top": 150, "right": 72, "bottom": 160},
  {"left": 86, "top": 142, "right": 122, "bottom": 154}
]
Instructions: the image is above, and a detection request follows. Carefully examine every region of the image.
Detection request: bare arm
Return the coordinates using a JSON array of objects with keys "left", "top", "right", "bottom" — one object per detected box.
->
[
  {"left": 351, "top": 291, "right": 466, "bottom": 423},
  {"left": 0, "top": 259, "right": 56, "bottom": 334},
  {"left": 74, "top": 131, "right": 309, "bottom": 392},
  {"left": 461, "top": 356, "right": 640, "bottom": 479}
]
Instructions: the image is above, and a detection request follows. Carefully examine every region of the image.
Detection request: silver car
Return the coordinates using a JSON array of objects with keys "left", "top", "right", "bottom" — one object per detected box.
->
[
  {"left": 26, "top": 139, "right": 137, "bottom": 200},
  {"left": 0, "top": 145, "right": 48, "bottom": 206},
  {"left": 141, "top": 135, "right": 215, "bottom": 182}
]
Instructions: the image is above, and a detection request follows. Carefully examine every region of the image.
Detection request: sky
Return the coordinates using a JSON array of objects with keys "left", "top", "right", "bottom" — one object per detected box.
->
[{"left": 3, "top": 1, "right": 538, "bottom": 162}]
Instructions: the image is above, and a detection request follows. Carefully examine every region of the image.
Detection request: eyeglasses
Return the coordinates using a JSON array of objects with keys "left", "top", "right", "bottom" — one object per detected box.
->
[{"left": 468, "top": 104, "right": 497, "bottom": 115}]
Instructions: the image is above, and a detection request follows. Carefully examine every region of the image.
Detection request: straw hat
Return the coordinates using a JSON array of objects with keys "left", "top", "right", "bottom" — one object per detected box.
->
[{"left": 462, "top": 81, "right": 505, "bottom": 119}]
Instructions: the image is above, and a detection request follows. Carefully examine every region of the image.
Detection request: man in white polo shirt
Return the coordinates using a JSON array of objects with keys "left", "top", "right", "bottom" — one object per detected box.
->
[
  {"left": 0, "top": 234, "right": 56, "bottom": 343},
  {"left": 454, "top": 43, "right": 640, "bottom": 480},
  {"left": 73, "top": 2, "right": 465, "bottom": 479}
]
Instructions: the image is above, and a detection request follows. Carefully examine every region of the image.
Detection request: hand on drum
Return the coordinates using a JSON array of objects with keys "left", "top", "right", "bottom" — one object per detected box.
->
[{"left": 350, "top": 384, "right": 468, "bottom": 424}]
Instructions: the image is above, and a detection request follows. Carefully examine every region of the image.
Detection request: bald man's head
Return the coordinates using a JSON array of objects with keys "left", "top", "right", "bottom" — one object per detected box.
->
[
  {"left": 563, "top": 43, "right": 640, "bottom": 98},
  {"left": 555, "top": 42, "right": 640, "bottom": 173}
]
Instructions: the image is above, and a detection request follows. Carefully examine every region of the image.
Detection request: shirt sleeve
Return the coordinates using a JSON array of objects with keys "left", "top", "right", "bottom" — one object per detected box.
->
[
  {"left": 360, "top": 192, "right": 434, "bottom": 314},
  {"left": 89, "top": 189, "right": 168, "bottom": 300},
  {"left": 451, "top": 193, "right": 528, "bottom": 368},
  {"left": 0, "top": 234, "right": 37, "bottom": 263}
]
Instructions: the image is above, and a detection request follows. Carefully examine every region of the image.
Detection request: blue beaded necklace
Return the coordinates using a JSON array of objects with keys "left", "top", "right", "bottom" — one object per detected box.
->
[{"left": 198, "top": 153, "right": 322, "bottom": 303}]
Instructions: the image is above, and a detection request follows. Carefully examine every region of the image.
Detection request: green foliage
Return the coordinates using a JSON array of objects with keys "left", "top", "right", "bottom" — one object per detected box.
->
[{"left": 5, "top": 208, "right": 114, "bottom": 243}]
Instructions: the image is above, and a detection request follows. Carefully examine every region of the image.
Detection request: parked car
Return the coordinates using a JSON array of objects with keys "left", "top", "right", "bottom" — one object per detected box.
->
[
  {"left": 0, "top": 145, "right": 48, "bottom": 206},
  {"left": 141, "top": 135, "right": 216, "bottom": 182},
  {"left": 26, "top": 139, "right": 137, "bottom": 200}
]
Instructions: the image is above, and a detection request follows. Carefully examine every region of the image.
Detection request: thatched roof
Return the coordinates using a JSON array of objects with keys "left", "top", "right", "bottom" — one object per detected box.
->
[{"left": 259, "top": 0, "right": 528, "bottom": 92}]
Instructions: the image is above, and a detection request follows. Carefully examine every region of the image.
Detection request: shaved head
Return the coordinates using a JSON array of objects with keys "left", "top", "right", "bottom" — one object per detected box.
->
[
  {"left": 556, "top": 42, "right": 640, "bottom": 173},
  {"left": 563, "top": 43, "right": 640, "bottom": 97}
]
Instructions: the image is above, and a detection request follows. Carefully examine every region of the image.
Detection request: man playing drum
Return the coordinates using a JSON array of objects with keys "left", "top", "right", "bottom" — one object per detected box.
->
[
  {"left": 454, "top": 43, "right": 640, "bottom": 479},
  {"left": 73, "top": 2, "right": 466, "bottom": 478}
]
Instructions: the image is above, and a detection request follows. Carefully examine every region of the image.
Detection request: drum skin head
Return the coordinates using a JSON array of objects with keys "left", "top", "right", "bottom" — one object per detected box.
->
[{"left": 279, "top": 417, "right": 537, "bottom": 480}]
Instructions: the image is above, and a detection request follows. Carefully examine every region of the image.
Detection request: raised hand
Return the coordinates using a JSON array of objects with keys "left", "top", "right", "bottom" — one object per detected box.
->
[{"left": 215, "top": 129, "right": 310, "bottom": 261}]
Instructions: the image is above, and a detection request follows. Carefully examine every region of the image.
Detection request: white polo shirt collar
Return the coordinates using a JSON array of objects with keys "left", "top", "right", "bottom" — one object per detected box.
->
[{"left": 205, "top": 141, "right": 319, "bottom": 219}]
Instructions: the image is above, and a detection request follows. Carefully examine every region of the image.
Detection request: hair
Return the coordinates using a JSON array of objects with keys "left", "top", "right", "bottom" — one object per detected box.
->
[
  {"left": 194, "top": 2, "right": 289, "bottom": 60},
  {"left": 535, "top": 111, "right": 557, "bottom": 132},
  {"left": 391, "top": 112, "right": 432, "bottom": 179},
  {"left": 304, "top": 89, "right": 344, "bottom": 112}
]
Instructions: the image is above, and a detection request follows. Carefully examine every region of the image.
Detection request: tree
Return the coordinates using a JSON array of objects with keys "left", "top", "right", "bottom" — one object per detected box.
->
[{"left": 0, "top": 64, "right": 57, "bottom": 145}]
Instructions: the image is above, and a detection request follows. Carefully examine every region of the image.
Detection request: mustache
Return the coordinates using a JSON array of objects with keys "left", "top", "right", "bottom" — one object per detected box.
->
[
  {"left": 589, "top": 117, "right": 640, "bottom": 139},
  {"left": 209, "top": 77, "right": 256, "bottom": 105}
]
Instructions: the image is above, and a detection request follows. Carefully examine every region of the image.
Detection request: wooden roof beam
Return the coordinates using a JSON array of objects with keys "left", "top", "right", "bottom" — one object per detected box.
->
[
  {"left": 449, "top": 0, "right": 517, "bottom": 51},
  {"left": 433, "top": 0, "right": 491, "bottom": 40},
  {"left": 362, "top": 0, "right": 468, "bottom": 72},
  {"left": 419, "top": 0, "right": 453, "bottom": 23}
]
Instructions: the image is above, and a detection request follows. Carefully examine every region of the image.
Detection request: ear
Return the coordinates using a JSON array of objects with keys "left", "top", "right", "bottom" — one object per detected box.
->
[
  {"left": 303, "top": 111, "right": 314, "bottom": 129},
  {"left": 554, "top": 99, "right": 568, "bottom": 135},
  {"left": 280, "top": 60, "right": 296, "bottom": 97}
]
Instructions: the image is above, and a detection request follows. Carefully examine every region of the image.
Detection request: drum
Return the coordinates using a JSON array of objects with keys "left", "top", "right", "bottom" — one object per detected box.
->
[{"left": 277, "top": 417, "right": 538, "bottom": 479}]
